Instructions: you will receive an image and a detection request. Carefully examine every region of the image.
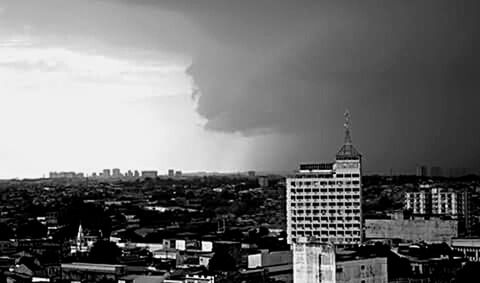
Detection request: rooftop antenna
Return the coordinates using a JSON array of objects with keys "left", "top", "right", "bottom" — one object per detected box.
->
[{"left": 344, "top": 110, "right": 352, "bottom": 145}]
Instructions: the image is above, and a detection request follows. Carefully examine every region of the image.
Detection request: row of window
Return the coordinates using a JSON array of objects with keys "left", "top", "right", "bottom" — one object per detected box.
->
[
  {"left": 292, "top": 230, "right": 361, "bottom": 236},
  {"left": 291, "top": 227, "right": 361, "bottom": 232},
  {"left": 292, "top": 209, "right": 361, "bottom": 216},
  {"left": 290, "top": 194, "right": 360, "bottom": 201},
  {"left": 290, "top": 201, "right": 361, "bottom": 207},
  {"left": 291, "top": 215, "right": 361, "bottom": 221},
  {"left": 290, "top": 180, "right": 360, "bottom": 186},
  {"left": 291, "top": 235, "right": 361, "bottom": 243},
  {"left": 290, "top": 187, "right": 360, "bottom": 194},
  {"left": 336, "top": 173, "right": 360, "bottom": 178}
]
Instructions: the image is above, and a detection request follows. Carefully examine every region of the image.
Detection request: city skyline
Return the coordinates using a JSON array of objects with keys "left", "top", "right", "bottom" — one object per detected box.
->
[{"left": 1, "top": 0, "right": 479, "bottom": 178}]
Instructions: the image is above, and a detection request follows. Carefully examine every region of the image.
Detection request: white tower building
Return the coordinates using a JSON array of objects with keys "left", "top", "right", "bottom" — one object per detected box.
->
[{"left": 286, "top": 111, "right": 363, "bottom": 247}]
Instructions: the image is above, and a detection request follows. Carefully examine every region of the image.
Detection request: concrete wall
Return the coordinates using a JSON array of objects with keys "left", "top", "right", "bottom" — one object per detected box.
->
[{"left": 365, "top": 218, "right": 457, "bottom": 243}]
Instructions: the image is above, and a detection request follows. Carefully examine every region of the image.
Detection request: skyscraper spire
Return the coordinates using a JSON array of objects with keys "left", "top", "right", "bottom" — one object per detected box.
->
[
  {"left": 344, "top": 110, "right": 352, "bottom": 145},
  {"left": 336, "top": 110, "right": 361, "bottom": 160}
]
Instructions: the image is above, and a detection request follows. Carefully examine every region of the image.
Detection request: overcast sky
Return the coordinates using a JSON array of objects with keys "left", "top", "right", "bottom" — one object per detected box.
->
[{"left": 0, "top": 0, "right": 479, "bottom": 178}]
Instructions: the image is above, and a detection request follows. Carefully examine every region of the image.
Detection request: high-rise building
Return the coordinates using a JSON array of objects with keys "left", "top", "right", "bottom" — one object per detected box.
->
[
  {"left": 416, "top": 165, "right": 428, "bottom": 177},
  {"left": 168, "top": 169, "right": 175, "bottom": 177},
  {"left": 134, "top": 170, "right": 140, "bottom": 178},
  {"left": 175, "top": 170, "right": 182, "bottom": 177},
  {"left": 112, "top": 168, "right": 122, "bottom": 178},
  {"left": 286, "top": 111, "right": 363, "bottom": 247},
  {"left": 405, "top": 184, "right": 472, "bottom": 235},
  {"left": 293, "top": 238, "right": 336, "bottom": 283},
  {"left": 102, "top": 169, "right": 111, "bottom": 178}
]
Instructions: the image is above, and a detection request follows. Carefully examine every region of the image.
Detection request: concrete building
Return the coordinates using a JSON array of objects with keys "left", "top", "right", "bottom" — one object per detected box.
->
[
  {"left": 102, "top": 169, "right": 111, "bottom": 178},
  {"left": 404, "top": 184, "right": 471, "bottom": 235},
  {"left": 365, "top": 213, "right": 458, "bottom": 243},
  {"left": 286, "top": 112, "right": 362, "bottom": 246},
  {"left": 175, "top": 171, "right": 182, "bottom": 177},
  {"left": 168, "top": 169, "right": 175, "bottom": 177},
  {"left": 258, "top": 176, "right": 269, "bottom": 187},
  {"left": 416, "top": 165, "right": 428, "bottom": 177},
  {"left": 293, "top": 239, "right": 336, "bottom": 283},
  {"left": 293, "top": 238, "right": 387, "bottom": 283},
  {"left": 141, "top": 171, "right": 158, "bottom": 179},
  {"left": 405, "top": 188, "right": 431, "bottom": 215},
  {"left": 61, "top": 263, "right": 126, "bottom": 283},
  {"left": 184, "top": 275, "right": 215, "bottom": 283},
  {"left": 336, "top": 252, "right": 388, "bottom": 283},
  {"left": 248, "top": 250, "right": 292, "bottom": 283},
  {"left": 49, "top": 172, "right": 80, "bottom": 179},
  {"left": 112, "top": 168, "right": 122, "bottom": 178},
  {"left": 451, "top": 238, "right": 480, "bottom": 262}
]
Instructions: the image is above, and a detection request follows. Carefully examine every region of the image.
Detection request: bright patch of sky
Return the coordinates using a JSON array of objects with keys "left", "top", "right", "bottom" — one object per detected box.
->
[{"left": 0, "top": 37, "right": 260, "bottom": 178}]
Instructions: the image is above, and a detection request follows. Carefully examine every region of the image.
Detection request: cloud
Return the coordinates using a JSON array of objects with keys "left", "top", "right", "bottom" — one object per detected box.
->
[
  {"left": 0, "top": 0, "right": 479, "bottom": 173},
  {"left": 140, "top": 0, "right": 480, "bottom": 172}
]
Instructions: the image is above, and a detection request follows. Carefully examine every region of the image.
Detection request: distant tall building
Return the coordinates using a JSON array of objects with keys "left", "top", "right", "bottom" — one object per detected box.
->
[
  {"left": 293, "top": 238, "right": 336, "bottom": 283},
  {"left": 248, "top": 170, "right": 256, "bottom": 177},
  {"left": 141, "top": 170, "right": 158, "bottom": 179},
  {"left": 286, "top": 111, "right": 363, "bottom": 247},
  {"left": 102, "top": 169, "right": 111, "bottom": 178},
  {"left": 112, "top": 168, "right": 122, "bottom": 178},
  {"left": 126, "top": 170, "right": 134, "bottom": 178},
  {"left": 175, "top": 170, "right": 182, "bottom": 177},
  {"left": 416, "top": 165, "right": 428, "bottom": 177},
  {"left": 258, "top": 176, "right": 269, "bottom": 187},
  {"left": 168, "top": 169, "right": 175, "bottom": 177},
  {"left": 134, "top": 170, "right": 140, "bottom": 178},
  {"left": 49, "top": 171, "right": 81, "bottom": 179}
]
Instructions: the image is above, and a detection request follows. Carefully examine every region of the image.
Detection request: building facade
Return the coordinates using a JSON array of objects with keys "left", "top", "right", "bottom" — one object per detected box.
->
[
  {"left": 286, "top": 112, "right": 362, "bottom": 246},
  {"left": 404, "top": 184, "right": 471, "bottom": 235},
  {"left": 451, "top": 238, "right": 480, "bottom": 262},
  {"left": 365, "top": 217, "right": 458, "bottom": 243},
  {"left": 293, "top": 239, "right": 336, "bottom": 283},
  {"left": 336, "top": 256, "right": 388, "bottom": 283}
]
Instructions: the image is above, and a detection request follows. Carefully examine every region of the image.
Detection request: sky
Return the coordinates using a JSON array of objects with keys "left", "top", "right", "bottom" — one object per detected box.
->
[{"left": 0, "top": 0, "right": 479, "bottom": 178}]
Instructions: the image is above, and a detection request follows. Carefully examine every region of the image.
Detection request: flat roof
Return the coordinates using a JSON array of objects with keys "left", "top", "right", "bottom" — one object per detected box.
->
[{"left": 61, "top": 262, "right": 125, "bottom": 273}]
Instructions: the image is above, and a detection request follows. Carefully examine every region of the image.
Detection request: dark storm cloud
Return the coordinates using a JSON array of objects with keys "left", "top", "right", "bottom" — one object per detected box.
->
[{"left": 143, "top": 0, "right": 480, "bottom": 173}]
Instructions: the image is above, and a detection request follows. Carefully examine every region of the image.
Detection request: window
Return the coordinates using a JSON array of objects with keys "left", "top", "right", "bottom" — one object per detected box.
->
[{"left": 361, "top": 265, "right": 365, "bottom": 271}]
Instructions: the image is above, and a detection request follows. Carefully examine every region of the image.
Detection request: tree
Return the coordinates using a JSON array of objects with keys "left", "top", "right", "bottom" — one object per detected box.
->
[
  {"left": 0, "top": 223, "right": 13, "bottom": 240},
  {"left": 208, "top": 250, "right": 236, "bottom": 272},
  {"left": 88, "top": 241, "right": 121, "bottom": 264},
  {"left": 16, "top": 220, "right": 47, "bottom": 239}
]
